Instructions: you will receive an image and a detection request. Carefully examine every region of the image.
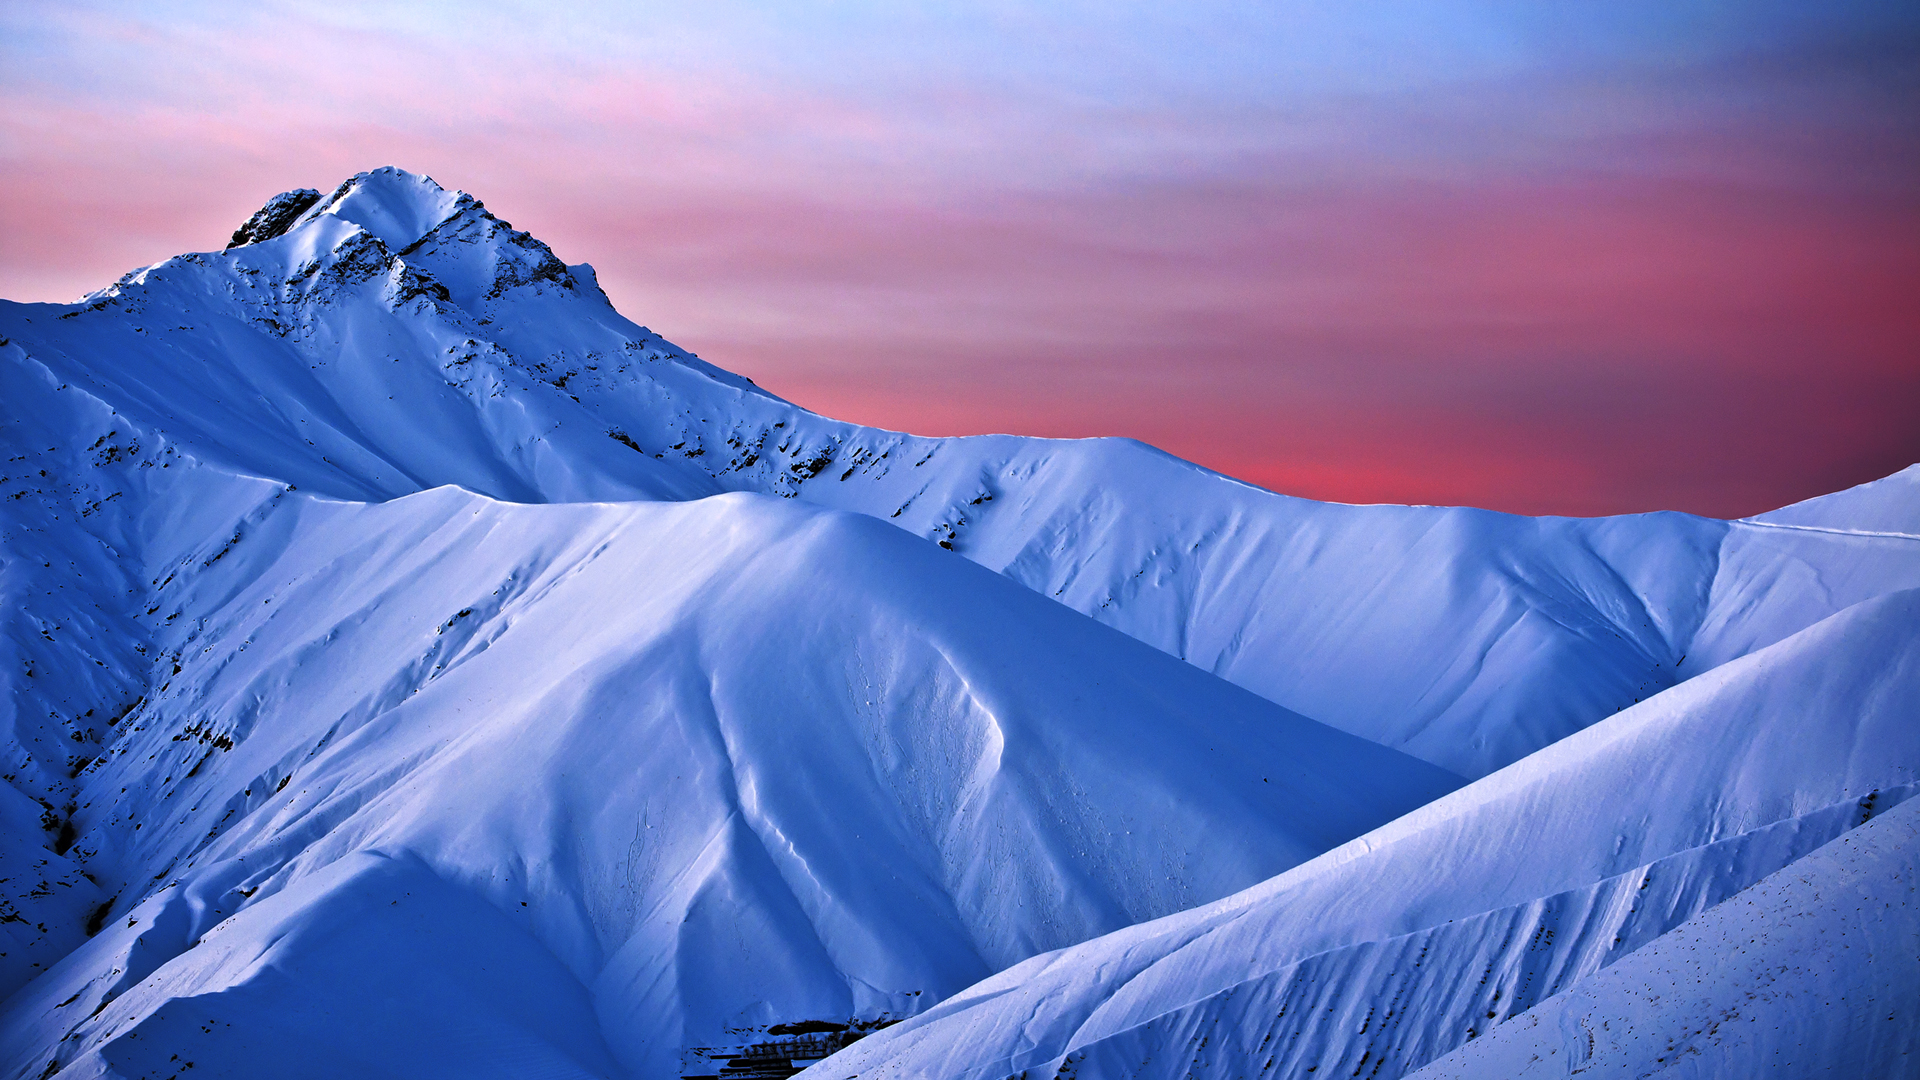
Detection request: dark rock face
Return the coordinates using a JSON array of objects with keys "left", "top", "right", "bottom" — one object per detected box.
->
[
  {"left": 684, "top": 1017, "right": 898, "bottom": 1078},
  {"left": 227, "top": 188, "right": 323, "bottom": 248}
]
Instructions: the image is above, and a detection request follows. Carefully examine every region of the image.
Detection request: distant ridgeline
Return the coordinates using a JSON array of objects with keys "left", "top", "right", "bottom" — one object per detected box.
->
[{"left": 1, "top": 168, "right": 1915, "bottom": 1079}]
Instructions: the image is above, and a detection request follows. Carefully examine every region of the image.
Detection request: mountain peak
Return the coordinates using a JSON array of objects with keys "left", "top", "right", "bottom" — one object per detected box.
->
[
  {"left": 2, "top": 164, "right": 1917, "bottom": 1079},
  {"left": 225, "top": 168, "right": 474, "bottom": 256},
  {"left": 310, "top": 166, "right": 474, "bottom": 252},
  {"left": 226, "top": 188, "right": 322, "bottom": 248}
]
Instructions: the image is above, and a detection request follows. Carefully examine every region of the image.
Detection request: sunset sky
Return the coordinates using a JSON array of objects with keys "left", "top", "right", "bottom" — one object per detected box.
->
[{"left": 4, "top": 1, "right": 1916, "bottom": 516}]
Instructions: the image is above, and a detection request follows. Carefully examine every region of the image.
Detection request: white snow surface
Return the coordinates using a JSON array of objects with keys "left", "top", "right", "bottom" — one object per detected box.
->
[
  {"left": 10, "top": 169, "right": 1914, "bottom": 783},
  {"left": 1405, "top": 793, "right": 1920, "bottom": 1078},
  {"left": 0, "top": 168, "right": 1915, "bottom": 1078},
  {"left": 812, "top": 587, "right": 1920, "bottom": 1079},
  {"left": 1748, "top": 463, "right": 1920, "bottom": 538}
]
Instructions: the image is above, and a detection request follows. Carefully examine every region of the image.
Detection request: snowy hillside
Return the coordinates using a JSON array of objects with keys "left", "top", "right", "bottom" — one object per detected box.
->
[
  {"left": 2, "top": 169, "right": 1915, "bottom": 1079},
  {"left": 814, "top": 586, "right": 1920, "bottom": 1078},
  {"left": 1406, "top": 795, "right": 1920, "bottom": 1078},
  {"left": 9, "top": 170, "right": 1914, "bottom": 782},
  {"left": 0, "top": 431, "right": 1455, "bottom": 1076}
]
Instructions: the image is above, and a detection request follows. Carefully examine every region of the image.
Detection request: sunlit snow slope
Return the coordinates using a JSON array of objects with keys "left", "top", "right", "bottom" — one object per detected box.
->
[
  {"left": 1406, "top": 794, "right": 1920, "bottom": 1079},
  {"left": 815, "top": 586, "right": 1920, "bottom": 1079},
  {"left": 2, "top": 168, "right": 1916, "bottom": 1080},
  {"left": 6, "top": 169, "right": 1913, "bottom": 783},
  {"left": 0, "top": 353, "right": 1460, "bottom": 1077}
]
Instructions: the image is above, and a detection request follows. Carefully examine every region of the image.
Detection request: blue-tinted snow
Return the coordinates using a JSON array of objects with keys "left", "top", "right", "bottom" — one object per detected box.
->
[{"left": 2, "top": 169, "right": 1915, "bottom": 1079}]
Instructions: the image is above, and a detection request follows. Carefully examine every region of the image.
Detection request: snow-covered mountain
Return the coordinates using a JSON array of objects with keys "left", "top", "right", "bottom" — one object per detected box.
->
[
  {"left": 1, "top": 168, "right": 1914, "bottom": 1079},
  {"left": 816, "top": 585, "right": 1920, "bottom": 1079}
]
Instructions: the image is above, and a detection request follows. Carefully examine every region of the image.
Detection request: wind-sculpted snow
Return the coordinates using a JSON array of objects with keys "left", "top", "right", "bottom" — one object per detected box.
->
[
  {"left": 7, "top": 170, "right": 1917, "bottom": 783},
  {"left": 1747, "top": 463, "right": 1920, "bottom": 538},
  {"left": 1406, "top": 795, "right": 1920, "bottom": 1079},
  {"left": 0, "top": 390, "right": 1456, "bottom": 1075},
  {"left": 1, "top": 168, "right": 1916, "bottom": 1079},
  {"left": 811, "top": 588, "right": 1920, "bottom": 1079}
]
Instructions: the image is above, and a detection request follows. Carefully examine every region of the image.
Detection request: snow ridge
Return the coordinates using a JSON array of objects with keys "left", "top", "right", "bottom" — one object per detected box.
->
[
  {"left": 226, "top": 189, "right": 321, "bottom": 250},
  {"left": 2, "top": 168, "right": 1916, "bottom": 1079}
]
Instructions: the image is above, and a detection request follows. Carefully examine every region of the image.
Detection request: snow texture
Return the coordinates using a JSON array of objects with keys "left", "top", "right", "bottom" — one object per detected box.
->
[
  {"left": 815, "top": 587, "right": 1920, "bottom": 1079},
  {"left": 1406, "top": 794, "right": 1920, "bottom": 1078},
  {"left": 1, "top": 169, "right": 1915, "bottom": 1079}
]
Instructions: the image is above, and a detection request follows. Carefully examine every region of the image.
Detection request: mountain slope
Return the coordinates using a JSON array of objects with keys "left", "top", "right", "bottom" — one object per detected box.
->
[
  {"left": 1747, "top": 462, "right": 1920, "bottom": 537},
  {"left": 6, "top": 169, "right": 1916, "bottom": 781},
  {"left": 0, "top": 355, "right": 1457, "bottom": 1076},
  {"left": 812, "top": 586, "right": 1920, "bottom": 1079},
  {"left": 1406, "top": 794, "right": 1920, "bottom": 1079},
  {"left": 2, "top": 168, "right": 1916, "bottom": 1080}
]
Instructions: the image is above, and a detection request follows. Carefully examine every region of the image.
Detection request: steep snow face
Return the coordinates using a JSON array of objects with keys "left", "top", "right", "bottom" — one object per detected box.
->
[
  {"left": 812, "top": 588, "right": 1920, "bottom": 1080},
  {"left": 0, "top": 352, "right": 155, "bottom": 989},
  {"left": 7, "top": 169, "right": 1915, "bottom": 784},
  {"left": 0, "top": 357, "right": 1456, "bottom": 1076},
  {"left": 1, "top": 168, "right": 1916, "bottom": 1079},
  {"left": 5, "top": 175, "right": 728, "bottom": 506},
  {"left": 1405, "top": 795, "right": 1920, "bottom": 1079},
  {"left": 292, "top": 167, "right": 469, "bottom": 254}
]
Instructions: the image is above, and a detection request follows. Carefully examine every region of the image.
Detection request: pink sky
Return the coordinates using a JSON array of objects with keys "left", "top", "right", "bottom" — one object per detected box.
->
[{"left": 4, "top": 3, "right": 1916, "bottom": 516}]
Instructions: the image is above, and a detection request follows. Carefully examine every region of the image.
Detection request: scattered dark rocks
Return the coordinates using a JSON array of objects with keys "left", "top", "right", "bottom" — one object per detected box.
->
[{"left": 227, "top": 189, "right": 323, "bottom": 249}]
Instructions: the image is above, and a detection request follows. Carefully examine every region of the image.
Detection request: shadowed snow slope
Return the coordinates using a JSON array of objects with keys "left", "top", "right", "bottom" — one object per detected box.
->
[
  {"left": 0, "top": 370, "right": 1456, "bottom": 1076},
  {"left": 6, "top": 169, "right": 1917, "bottom": 783},
  {"left": 2, "top": 168, "right": 1917, "bottom": 1079},
  {"left": 1405, "top": 794, "right": 1920, "bottom": 1079},
  {"left": 812, "top": 587, "right": 1920, "bottom": 1079}
]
